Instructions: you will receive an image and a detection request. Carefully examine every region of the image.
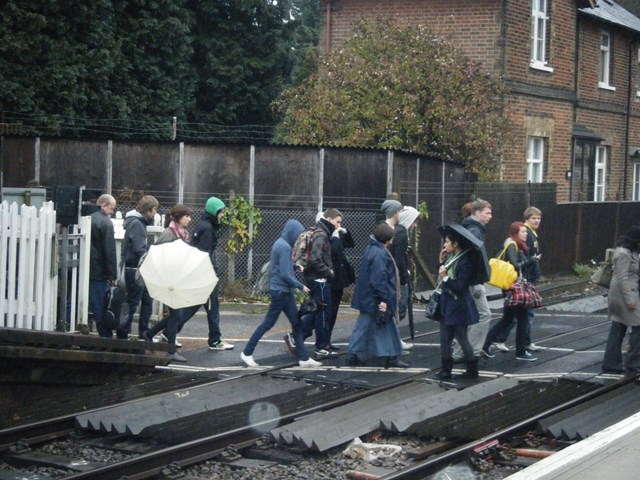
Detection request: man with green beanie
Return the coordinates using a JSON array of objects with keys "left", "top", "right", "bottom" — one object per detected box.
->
[{"left": 176, "top": 196, "right": 234, "bottom": 350}]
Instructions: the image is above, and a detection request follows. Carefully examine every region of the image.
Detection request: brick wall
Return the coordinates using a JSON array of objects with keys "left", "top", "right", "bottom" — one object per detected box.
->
[
  {"left": 324, "top": 0, "right": 503, "bottom": 72},
  {"left": 321, "top": 0, "right": 640, "bottom": 202}
]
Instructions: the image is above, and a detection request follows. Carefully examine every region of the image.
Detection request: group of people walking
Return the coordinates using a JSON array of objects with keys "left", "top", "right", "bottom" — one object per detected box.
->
[
  {"left": 90, "top": 192, "right": 638, "bottom": 378},
  {"left": 89, "top": 194, "right": 235, "bottom": 362}
]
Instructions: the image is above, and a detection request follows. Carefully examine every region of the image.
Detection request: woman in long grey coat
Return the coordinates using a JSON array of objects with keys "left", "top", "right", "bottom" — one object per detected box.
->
[{"left": 602, "top": 226, "right": 640, "bottom": 374}]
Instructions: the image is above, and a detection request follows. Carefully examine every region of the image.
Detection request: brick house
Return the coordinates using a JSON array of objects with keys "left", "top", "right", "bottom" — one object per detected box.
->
[{"left": 320, "top": 0, "right": 640, "bottom": 202}]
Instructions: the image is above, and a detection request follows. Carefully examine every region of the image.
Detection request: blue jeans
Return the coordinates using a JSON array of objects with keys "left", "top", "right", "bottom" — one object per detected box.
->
[
  {"left": 483, "top": 306, "right": 529, "bottom": 356},
  {"left": 179, "top": 284, "right": 222, "bottom": 346},
  {"left": 123, "top": 268, "right": 152, "bottom": 338},
  {"left": 89, "top": 280, "right": 111, "bottom": 338},
  {"left": 302, "top": 280, "right": 331, "bottom": 350},
  {"left": 243, "top": 290, "right": 309, "bottom": 361}
]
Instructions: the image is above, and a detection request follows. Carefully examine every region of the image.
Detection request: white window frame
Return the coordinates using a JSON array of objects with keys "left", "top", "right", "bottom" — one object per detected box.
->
[
  {"left": 594, "top": 146, "right": 607, "bottom": 202},
  {"left": 527, "top": 137, "right": 545, "bottom": 183},
  {"left": 530, "top": 0, "right": 553, "bottom": 72},
  {"left": 633, "top": 162, "right": 640, "bottom": 201},
  {"left": 599, "top": 31, "right": 615, "bottom": 90}
]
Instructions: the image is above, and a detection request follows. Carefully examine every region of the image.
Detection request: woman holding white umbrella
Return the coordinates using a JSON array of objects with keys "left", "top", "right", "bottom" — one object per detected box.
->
[{"left": 141, "top": 204, "right": 195, "bottom": 362}]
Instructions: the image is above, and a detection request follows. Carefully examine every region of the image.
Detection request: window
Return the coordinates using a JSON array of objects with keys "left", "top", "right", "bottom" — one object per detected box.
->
[
  {"left": 531, "top": 0, "right": 552, "bottom": 70},
  {"left": 527, "top": 137, "right": 545, "bottom": 183},
  {"left": 637, "top": 47, "right": 640, "bottom": 96},
  {"left": 599, "top": 31, "right": 614, "bottom": 89},
  {"left": 633, "top": 163, "right": 640, "bottom": 201},
  {"left": 594, "top": 146, "right": 607, "bottom": 201}
]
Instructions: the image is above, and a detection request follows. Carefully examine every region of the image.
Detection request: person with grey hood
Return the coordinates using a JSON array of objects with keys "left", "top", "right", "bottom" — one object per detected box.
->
[
  {"left": 381, "top": 199, "right": 414, "bottom": 351},
  {"left": 241, "top": 220, "right": 321, "bottom": 368},
  {"left": 121, "top": 195, "right": 158, "bottom": 339},
  {"left": 390, "top": 206, "right": 420, "bottom": 323}
]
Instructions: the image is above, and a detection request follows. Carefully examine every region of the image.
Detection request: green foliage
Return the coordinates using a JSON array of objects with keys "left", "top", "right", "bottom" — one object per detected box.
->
[
  {"left": 273, "top": 19, "right": 509, "bottom": 180},
  {"left": 1, "top": 0, "right": 319, "bottom": 141},
  {"left": 221, "top": 195, "right": 262, "bottom": 255},
  {"left": 0, "top": 0, "right": 195, "bottom": 139},
  {"left": 417, "top": 201, "right": 430, "bottom": 221},
  {"left": 572, "top": 263, "right": 593, "bottom": 279}
]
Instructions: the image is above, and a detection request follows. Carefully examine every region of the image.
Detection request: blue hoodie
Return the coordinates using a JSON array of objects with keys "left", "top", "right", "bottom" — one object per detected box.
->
[{"left": 270, "top": 219, "right": 306, "bottom": 292}]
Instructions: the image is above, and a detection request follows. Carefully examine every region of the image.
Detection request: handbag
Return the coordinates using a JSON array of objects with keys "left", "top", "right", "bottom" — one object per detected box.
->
[
  {"left": 424, "top": 250, "right": 469, "bottom": 322},
  {"left": 504, "top": 276, "right": 543, "bottom": 309},
  {"left": 374, "top": 308, "right": 394, "bottom": 325},
  {"left": 591, "top": 261, "right": 612, "bottom": 288},
  {"left": 488, "top": 242, "right": 518, "bottom": 290},
  {"left": 425, "top": 290, "right": 442, "bottom": 321}
]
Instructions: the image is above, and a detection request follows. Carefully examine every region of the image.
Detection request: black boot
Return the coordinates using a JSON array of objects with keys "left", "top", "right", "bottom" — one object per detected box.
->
[
  {"left": 385, "top": 356, "right": 409, "bottom": 369},
  {"left": 456, "top": 358, "right": 479, "bottom": 380},
  {"left": 345, "top": 354, "right": 365, "bottom": 366},
  {"left": 435, "top": 357, "right": 453, "bottom": 380}
]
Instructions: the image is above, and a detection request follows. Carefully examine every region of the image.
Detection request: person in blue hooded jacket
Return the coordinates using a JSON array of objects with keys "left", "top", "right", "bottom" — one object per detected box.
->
[{"left": 241, "top": 219, "right": 321, "bottom": 368}]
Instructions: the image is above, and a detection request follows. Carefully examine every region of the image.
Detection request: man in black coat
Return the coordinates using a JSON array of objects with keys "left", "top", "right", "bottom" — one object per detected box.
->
[
  {"left": 454, "top": 198, "right": 493, "bottom": 361},
  {"left": 121, "top": 195, "right": 158, "bottom": 339},
  {"left": 89, "top": 194, "right": 118, "bottom": 338}
]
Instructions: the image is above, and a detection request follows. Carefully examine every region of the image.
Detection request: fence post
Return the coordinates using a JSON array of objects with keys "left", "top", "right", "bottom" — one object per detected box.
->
[
  {"left": 318, "top": 148, "right": 325, "bottom": 213},
  {"left": 77, "top": 215, "right": 91, "bottom": 328},
  {"left": 248, "top": 145, "right": 255, "bottom": 277},
  {"left": 106, "top": 140, "right": 113, "bottom": 194},
  {"left": 0, "top": 203, "right": 7, "bottom": 325},
  {"left": 574, "top": 203, "right": 584, "bottom": 265},
  {"left": 387, "top": 150, "right": 394, "bottom": 197}
]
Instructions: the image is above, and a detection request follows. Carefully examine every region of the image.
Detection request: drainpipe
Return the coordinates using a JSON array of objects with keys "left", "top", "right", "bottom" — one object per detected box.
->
[
  {"left": 324, "top": 1, "right": 332, "bottom": 55},
  {"left": 624, "top": 40, "right": 633, "bottom": 200}
]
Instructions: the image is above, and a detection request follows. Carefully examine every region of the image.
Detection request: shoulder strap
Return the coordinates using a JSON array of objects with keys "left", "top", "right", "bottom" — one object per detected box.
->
[{"left": 498, "top": 241, "right": 517, "bottom": 260}]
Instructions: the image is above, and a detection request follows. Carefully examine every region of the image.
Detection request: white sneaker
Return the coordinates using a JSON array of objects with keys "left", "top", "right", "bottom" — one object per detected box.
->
[
  {"left": 209, "top": 340, "right": 235, "bottom": 350},
  {"left": 401, "top": 340, "right": 414, "bottom": 350},
  {"left": 161, "top": 333, "right": 182, "bottom": 348},
  {"left": 299, "top": 358, "right": 322, "bottom": 367},
  {"left": 492, "top": 342, "right": 510, "bottom": 352},
  {"left": 527, "top": 343, "right": 543, "bottom": 352},
  {"left": 240, "top": 352, "right": 259, "bottom": 367}
]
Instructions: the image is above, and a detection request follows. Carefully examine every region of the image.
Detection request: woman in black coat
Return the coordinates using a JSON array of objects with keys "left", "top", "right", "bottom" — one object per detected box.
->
[{"left": 436, "top": 229, "right": 479, "bottom": 380}]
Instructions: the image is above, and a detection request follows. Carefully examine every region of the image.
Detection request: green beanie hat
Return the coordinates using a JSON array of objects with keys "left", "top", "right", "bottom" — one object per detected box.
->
[{"left": 205, "top": 197, "right": 225, "bottom": 216}]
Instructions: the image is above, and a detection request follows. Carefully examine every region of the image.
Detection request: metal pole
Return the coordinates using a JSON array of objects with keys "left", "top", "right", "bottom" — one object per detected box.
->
[{"left": 248, "top": 145, "right": 255, "bottom": 277}]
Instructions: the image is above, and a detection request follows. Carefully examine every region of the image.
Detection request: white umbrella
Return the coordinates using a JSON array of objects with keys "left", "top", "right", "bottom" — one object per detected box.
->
[{"left": 139, "top": 239, "right": 218, "bottom": 308}]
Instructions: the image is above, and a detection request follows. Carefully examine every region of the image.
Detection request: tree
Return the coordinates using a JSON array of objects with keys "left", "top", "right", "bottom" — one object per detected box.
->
[
  {"left": 273, "top": 19, "right": 509, "bottom": 179},
  {"left": 0, "top": 1, "right": 195, "bottom": 139},
  {"left": 187, "top": 0, "right": 295, "bottom": 130}
]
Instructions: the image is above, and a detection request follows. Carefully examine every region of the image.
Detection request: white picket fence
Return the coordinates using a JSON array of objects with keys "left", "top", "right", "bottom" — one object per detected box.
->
[{"left": 0, "top": 201, "right": 91, "bottom": 331}]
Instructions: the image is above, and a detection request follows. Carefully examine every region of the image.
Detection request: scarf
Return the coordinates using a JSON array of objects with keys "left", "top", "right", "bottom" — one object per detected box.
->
[{"left": 169, "top": 220, "right": 190, "bottom": 241}]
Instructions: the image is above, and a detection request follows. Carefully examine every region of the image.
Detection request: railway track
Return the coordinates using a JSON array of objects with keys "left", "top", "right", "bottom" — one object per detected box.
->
[{"left": 1, "top": 356, "right": 636, "bottom": 480}]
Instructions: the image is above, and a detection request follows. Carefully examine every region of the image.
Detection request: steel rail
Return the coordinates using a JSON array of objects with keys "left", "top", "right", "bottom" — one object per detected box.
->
[
  {"left": 382, "top": 374, "right": 638, "bottom": 479},
  {"left": 61, "top": 370, "right": 427, "bottom": 480}
]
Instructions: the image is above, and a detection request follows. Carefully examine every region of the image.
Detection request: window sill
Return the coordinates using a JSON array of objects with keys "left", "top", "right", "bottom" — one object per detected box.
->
[
  {"left": 598, "top": 83, "right": 616, "bottom": 91},
  {"left": 530, "top": 62, "right": 554, "bottom": 73}
]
